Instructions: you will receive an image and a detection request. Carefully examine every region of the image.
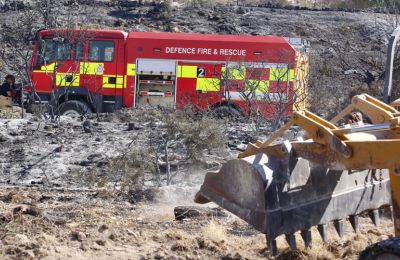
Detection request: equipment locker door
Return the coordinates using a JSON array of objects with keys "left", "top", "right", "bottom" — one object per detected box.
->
[{"left": 135, "top": 59, "right": 177, "bottom": 108}]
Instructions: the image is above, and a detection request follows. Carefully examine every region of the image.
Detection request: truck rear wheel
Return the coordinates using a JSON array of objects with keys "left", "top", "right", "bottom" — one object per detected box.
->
[
  {"left": 212, "top": 105, "right": 243, "bottom": 120},
  {"left": 359, "top": 238, "right": 400, "bottom": 260},
  {"left": 58, "top": 100, "right": 92, "bottom": 116}
]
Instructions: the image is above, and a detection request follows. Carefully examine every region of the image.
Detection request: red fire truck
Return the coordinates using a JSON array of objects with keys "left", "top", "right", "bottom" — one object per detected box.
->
[{"left": 29, "top": 29, "right": 309, "bottom": 118}]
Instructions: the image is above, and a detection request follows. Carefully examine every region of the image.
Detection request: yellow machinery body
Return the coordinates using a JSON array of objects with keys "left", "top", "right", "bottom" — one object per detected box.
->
[{"left": 240, "top": 94, "right": 400, "bottom": 236}]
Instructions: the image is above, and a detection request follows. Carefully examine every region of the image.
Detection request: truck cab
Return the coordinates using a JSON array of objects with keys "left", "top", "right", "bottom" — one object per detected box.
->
[{"left": 30, "top": 29, "right": 128, "bottom": 115}]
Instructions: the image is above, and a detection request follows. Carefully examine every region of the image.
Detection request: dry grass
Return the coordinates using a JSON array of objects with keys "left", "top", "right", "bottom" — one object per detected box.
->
[
  {"left": 0, "top": 109, "right": 20, "bottom": 119},
  {"left": 202, "top": 220, "right": 227, "bottom": 243}
]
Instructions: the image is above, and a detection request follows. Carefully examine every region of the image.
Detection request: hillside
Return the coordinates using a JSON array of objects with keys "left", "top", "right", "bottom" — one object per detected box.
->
[{"left": 0, "top": 1, "right": 398, "bottom": 116}]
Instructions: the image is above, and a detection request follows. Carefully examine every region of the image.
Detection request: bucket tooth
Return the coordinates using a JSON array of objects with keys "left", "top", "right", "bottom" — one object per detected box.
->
[
  {"left": 318, "top": 224, "right": 328, "bottom": 242},
  {"left": 349, "top": 215, "right": 359, "bottom": 233},
  {"left": 390, "top": 206, "right": 394, "bottom": 219},
  {"left": 369, "top": 209, "right": 380, "bottom": 226},
  {"left": 300, "top": 229, "right": 312, "bottom": 248},
  {"left": 333, "top": 219, "right": 345, "bottom": 238},
  {"left": 285, "top": 233, "right": 297, "bottom": 250},
  {"left": 267, "top": 237, "right": 278, "bottom": 256}
]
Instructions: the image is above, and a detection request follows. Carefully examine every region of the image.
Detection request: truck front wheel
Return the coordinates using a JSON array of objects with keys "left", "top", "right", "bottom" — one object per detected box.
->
[{"left": 58, "top": 100, "right": 92, "bottom": 116}]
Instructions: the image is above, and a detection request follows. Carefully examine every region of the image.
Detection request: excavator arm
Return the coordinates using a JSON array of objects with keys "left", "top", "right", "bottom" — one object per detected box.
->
[{"left": 241, "top": 94, "right": 399, "bottom": 160}]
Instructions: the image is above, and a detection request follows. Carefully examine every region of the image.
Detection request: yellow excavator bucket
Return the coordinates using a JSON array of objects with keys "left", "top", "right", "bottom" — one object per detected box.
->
[{"left": 195, "top": 94, "right": 400, "bottom": 255}]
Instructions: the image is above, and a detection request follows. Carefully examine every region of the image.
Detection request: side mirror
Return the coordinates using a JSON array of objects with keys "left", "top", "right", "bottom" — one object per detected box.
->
[{"left": 384, "top": 26, "right": 400, "bottom": 104}]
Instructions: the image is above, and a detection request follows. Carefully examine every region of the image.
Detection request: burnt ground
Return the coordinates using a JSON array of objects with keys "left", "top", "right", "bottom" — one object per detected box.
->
[{"left": 0, "top": 112, "right": 395, "bottom": 260}]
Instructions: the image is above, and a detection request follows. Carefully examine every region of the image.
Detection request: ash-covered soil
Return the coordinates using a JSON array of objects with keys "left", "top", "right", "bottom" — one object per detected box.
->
[
  {"left": 0, "top": 112, "right": 395, "bottom": 260},
  {"left": 0, "top": 111, "right": 246, "bottom": 187}
]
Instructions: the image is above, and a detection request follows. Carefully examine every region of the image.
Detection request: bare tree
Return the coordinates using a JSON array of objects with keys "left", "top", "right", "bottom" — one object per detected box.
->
[
  {"left": 219, "top": 54, "right": 309, "bottom": 131},
  {"left": 0, "top": 9, "right": 40, "bottom": 103},
  {"left": 147, "top": 109, "right": 225, "bottom": 185}
]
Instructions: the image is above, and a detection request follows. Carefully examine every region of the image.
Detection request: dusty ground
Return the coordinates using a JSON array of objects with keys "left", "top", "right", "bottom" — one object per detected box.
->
[{"left": 0, "top": 185, "right": 394, "bottom": 260}]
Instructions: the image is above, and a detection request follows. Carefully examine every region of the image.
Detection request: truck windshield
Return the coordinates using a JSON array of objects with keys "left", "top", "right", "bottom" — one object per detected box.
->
[{"left": 37, "top": 38, "right": 71, "bottom": 65}]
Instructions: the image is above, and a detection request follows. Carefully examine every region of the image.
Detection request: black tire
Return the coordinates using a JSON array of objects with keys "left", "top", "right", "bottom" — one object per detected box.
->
[
  {"left": 212, "top": 105, "right": 243, "bottom": 120},
  {"left": 359, "top": 238, "right": 400, "bottom": 260},
  {"left": 58, "top": 100, "right": 92, "bottom": 116}
]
